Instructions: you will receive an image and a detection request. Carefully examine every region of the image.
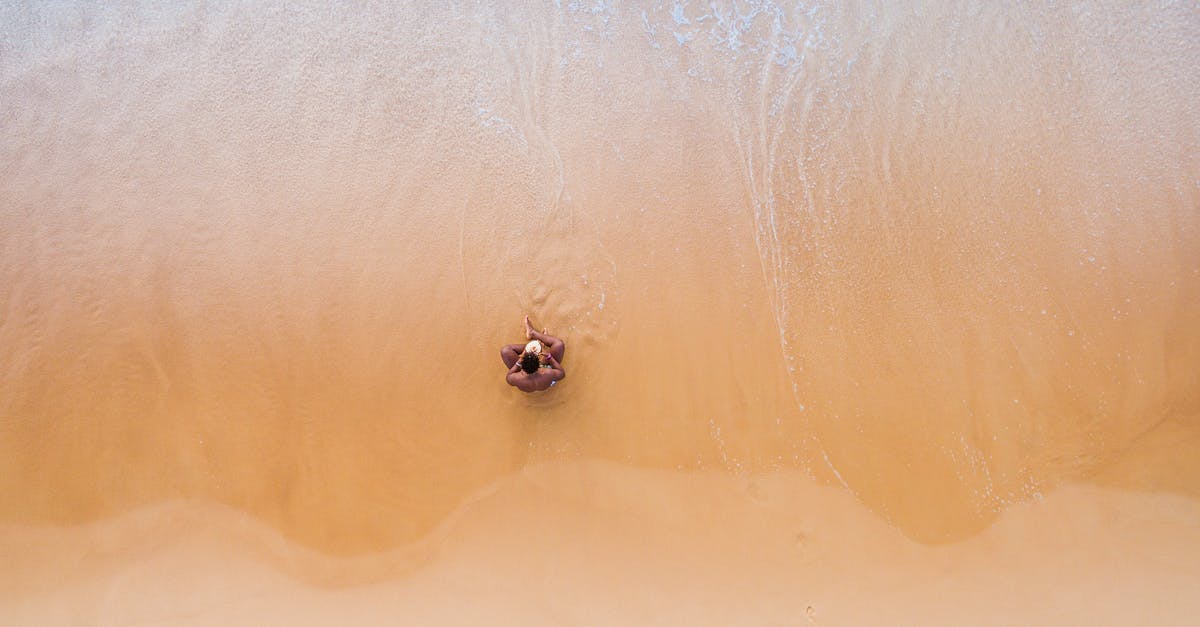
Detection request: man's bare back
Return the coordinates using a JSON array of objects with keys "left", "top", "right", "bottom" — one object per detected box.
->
[{"left": 501, "top": 316, "right": 565, "bottom": 393}]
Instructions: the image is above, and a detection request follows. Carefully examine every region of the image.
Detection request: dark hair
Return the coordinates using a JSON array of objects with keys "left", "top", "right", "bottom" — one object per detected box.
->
[{"left": 520, "top": 352, "right": 540, "bottom": 374}]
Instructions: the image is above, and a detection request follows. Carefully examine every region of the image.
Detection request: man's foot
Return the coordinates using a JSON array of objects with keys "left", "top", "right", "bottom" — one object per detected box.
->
[{"left": 524, "top": 315, "right": 534, "bottom": 340}]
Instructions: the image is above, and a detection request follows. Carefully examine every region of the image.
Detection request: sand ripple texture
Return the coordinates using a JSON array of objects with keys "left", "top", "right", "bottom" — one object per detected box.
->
[{"left": 1, "top": 0, "right": 1198, "bottom": 569}]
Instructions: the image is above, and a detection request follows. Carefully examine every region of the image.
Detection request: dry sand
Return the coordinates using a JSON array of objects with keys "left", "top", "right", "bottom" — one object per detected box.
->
[
  {"left": 1, "top": 1, "right": 1198, "bottom": 624},
  {"left": 4, "top": 460, "right": 1200, "bottom": 625}
]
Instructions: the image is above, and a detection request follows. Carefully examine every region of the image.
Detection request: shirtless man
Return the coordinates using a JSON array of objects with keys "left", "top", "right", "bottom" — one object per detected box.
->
[{"left": 501, "top": 315, "right": 565, "bottom": 393}]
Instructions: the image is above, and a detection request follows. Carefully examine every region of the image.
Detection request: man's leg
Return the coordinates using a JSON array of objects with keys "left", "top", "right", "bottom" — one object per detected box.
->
[
  {"left": 529, "top": 330, "right": 565, "bottom": 363},
  {"left": 501, "top": 344, "right": 524, "bottom": 368}
]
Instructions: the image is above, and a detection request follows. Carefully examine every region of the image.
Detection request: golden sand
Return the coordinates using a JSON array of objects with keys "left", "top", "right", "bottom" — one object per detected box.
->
[
  {"left": 1, "top": 1, "right": 1198, "bottom": 623},
  {"left": 5, "top": 462, "right": 1200, "bottom": 625}
]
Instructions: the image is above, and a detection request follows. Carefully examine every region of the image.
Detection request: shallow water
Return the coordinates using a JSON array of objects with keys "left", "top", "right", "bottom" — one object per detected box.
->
[{"left": 2, "top": 0, "right": 1199, "bottom": 622}]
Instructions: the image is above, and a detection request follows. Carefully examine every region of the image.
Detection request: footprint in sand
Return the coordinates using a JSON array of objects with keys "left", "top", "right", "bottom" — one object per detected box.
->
[
  {"left": 745, "top": 480, "right": 767, "bottom": 503},
  {"left": 793, "top": 531, "right": 808, "bottom": 559}
]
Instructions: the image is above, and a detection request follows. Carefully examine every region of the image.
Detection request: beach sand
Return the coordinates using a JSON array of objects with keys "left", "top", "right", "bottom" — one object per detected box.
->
[
  {"left": 4, "top": 459, "right": 1200, "bottom": 625},
  {"left": 1, "top": 1, "right": 1198, "bottom": 623}
]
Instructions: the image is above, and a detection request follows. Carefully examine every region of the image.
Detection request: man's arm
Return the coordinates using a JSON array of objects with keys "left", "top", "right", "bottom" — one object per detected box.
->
[
  {"left": 505, "top": 361, "right": 523, "bottom": 387},
  {"left": 543, "top": 353, "right": 566, "bottom": 381}
]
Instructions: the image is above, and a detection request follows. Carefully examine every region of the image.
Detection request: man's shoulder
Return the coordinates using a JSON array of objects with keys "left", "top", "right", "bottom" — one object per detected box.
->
[{"left": 507, "top": 374, "right": 539, "bottom": 392}]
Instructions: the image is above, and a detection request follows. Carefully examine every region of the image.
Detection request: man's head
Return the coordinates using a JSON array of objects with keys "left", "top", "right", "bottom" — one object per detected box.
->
[{"left": 520, "top": 351, "right": 541, "bottom": 374}]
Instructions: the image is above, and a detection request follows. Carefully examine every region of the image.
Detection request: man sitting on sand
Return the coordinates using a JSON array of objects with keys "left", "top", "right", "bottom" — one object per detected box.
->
[{"left": 501, "top": 316, "right": 565, "bottom": 393}]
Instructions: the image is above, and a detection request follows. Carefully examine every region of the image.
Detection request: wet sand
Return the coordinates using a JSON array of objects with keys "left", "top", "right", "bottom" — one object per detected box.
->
[
  {"left": 5, "top": 460, "right": 1200, "bottom": 625},
  {"left": 2, "top": 0, "right": 1199, "bottom": 623}
]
